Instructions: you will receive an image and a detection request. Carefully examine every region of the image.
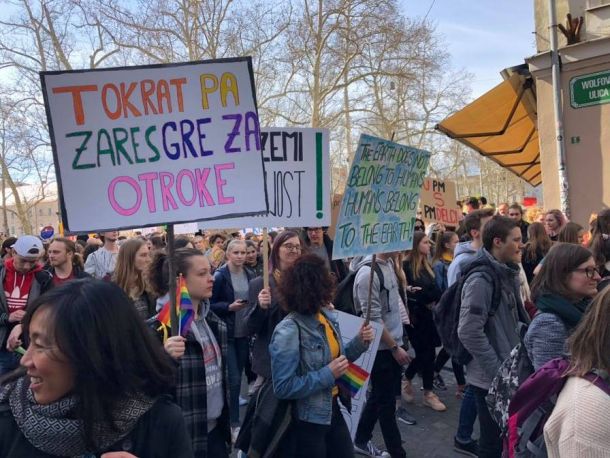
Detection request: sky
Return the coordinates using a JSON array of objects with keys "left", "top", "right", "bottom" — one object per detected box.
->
[{"left": 400, "top": 0, "right": 537, "bottom": 98}]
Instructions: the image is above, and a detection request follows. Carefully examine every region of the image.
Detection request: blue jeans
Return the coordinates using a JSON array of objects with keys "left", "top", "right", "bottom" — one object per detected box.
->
[
  {"left": 0, "top": 350, "right": 20, "bottom": 376},
  {"left": 227, "top": 337, "right": 249, "bottom": 426},
  {"left": 455, "top": 384, "right": 478, "bottom": 444}
]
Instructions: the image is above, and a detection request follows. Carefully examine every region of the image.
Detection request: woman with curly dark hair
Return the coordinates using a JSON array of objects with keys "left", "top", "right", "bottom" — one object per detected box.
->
[{"left": 269, "top": 254, "right": 373, "bottom": 458}]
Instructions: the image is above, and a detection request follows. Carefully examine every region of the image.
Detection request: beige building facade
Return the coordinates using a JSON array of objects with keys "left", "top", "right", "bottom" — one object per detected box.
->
[
  {"left": 2, "top": 199, "right": 60, "bottom": 237},
  {"left": 528, "top": 0, "right": 610, "bottom": 225}
]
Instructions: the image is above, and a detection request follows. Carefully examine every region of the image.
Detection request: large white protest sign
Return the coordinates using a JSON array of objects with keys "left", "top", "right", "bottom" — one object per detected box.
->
[
  {"left": 335, "top": 310, "right": 383, "bottom": 439},
  {"left": 332, "top": 134, "right": 431, "bottom": 259},
  {"left": 193, "top": 127, "right": 330, "bottom": 230},
  {"left": 41, "top": 57, "right": 267, "bottom": 232}
]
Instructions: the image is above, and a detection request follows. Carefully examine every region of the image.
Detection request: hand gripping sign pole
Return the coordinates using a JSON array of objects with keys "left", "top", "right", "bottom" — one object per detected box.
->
[
  {"left": 262, "top": 228, "right": 270, "bottom": 290},
  {"left": 166, "top": 224, "right": 179, "bottom": 337}
]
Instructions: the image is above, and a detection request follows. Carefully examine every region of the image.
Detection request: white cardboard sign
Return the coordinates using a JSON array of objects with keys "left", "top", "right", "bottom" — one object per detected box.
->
[
  {"left": 41, "top": 58, "right": 267, "bottom": 232},
  {"left": 193, "top": 127, "right": 330, "bottom": 230},
  {"left": 335, "top": 310, "right": 382, "bottom": 439}
]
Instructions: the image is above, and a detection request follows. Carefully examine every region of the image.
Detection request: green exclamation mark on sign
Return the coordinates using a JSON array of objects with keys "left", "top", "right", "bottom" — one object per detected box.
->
[{"left": 316, "top": 132, "right": 323, "bottom": 219}]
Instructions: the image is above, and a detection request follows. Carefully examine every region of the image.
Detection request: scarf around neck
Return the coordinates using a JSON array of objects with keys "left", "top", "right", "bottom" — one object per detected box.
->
[
  {"left": 0, "top": 376, "right": 155, "bottom": 456},
  {"left": 536, "top": 293, "right": 589, "bottom": 329}
]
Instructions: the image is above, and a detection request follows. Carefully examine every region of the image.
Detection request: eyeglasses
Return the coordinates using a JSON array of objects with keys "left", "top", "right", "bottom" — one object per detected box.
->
[
  {"left": 307, "top": 227, "right": 323, "bottom": 232},
  {"left": 414, "top": 226, "right": 424, "bottom": 231},
  {"left": 282, "top": 244, "right": 302, "bottom": 252},
  {"left": 572, "top": 266, "right": 601, "bottom": 279}
]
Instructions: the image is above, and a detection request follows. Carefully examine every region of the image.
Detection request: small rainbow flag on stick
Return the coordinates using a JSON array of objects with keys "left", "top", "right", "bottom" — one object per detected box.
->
[
  {"left": 337, "top": 362, "right": 370, "bottom": 397},
  {"left": 158, "top": 275, "right": 194, "bottom": 340}
]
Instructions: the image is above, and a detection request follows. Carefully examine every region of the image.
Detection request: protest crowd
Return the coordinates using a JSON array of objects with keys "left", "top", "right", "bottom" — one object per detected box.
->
[{"left": 0, "top": 198, "right": 609, "bottom": 458}]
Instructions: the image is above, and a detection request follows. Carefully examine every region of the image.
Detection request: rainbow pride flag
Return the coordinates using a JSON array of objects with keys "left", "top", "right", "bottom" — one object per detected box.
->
[
  {"left": 337, "top": 362, "right": 369, "bottom": 397},
  {"left": 158, "top": 275, "right": 194, "bottom": 338}
]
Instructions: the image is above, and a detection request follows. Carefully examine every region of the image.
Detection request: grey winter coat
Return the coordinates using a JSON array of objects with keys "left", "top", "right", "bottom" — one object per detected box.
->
[
  {"left": 353, "top": 256, "right": 403, "bottom": 350},
  {"left": 457, "top": 249, "right": 529, "bottom": 390}
]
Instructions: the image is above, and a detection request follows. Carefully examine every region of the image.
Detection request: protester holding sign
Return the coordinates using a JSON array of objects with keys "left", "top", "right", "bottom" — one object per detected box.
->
[
  {"left": 149, "top": 249, "right": 230, "bottom": 458},
  {"left": 352, "top": 253, "right": 409, "bottom": 458},
  {"left": 0, "top": 279, "right": 192, "bottom": 457},
  {"left": 269, "top": 254, "right": 373, "bottom": 458},
  {"left": 210, "top": 239, "right": 254, "bottom": 441},
  {"left": 246, "top": 231, "right": 302, "bottom": 383}
]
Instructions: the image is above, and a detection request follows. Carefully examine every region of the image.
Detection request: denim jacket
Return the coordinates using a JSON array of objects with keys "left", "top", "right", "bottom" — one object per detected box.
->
[{"left": 269, "top": 308, "right": 367, "bottom": 425}]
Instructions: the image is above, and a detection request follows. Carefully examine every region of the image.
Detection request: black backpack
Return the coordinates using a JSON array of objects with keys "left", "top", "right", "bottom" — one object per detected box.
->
[
  {"left": 334, "top": 262, "right": 386, "bottom": 315},
  {"left": 432, "top": 260, "right": 501, "bottom": 365}
]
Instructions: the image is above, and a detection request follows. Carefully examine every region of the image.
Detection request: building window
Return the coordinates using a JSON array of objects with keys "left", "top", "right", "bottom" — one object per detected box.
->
[
  {"left": 10, "top": 226, "right": 14, "bottom": 235},
  {"left": 48, "top": 208, "right": 52, "bottom": 216},
  {"left": 39, "top": 208, "right": 43, "bottom": 216}
]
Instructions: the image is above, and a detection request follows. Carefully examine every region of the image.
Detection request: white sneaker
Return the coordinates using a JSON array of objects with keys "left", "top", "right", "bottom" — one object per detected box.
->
[
  {"left": 231, "top": 426, "right": 241, "bottom": 444},
  {"left": 248, "top": 375, "right": 265, "bottom": 396},
  {"left": 354, "top": 440, "right": 391, "bottom": 457}
]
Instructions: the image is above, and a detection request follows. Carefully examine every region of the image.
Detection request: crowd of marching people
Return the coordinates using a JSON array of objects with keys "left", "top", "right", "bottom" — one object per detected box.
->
[{"left": 0, "top": 199, "right": 609, "bottom": 457}]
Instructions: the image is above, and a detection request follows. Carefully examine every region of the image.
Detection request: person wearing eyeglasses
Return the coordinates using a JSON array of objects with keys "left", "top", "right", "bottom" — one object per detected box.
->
[
  {"left": 301, "top": 227, "right": 348, "bottom": 282},
  {"left": 525, "top": 243, "right": 601, "bottom": 371},
  {"left": 245, "top": 231, "right": 303, "bottom": 388}
]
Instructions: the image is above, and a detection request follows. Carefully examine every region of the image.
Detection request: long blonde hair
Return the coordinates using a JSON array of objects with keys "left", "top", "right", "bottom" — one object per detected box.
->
[
  {"left": 566, "top": 286, "right": 610, "bottom": 377},
  {"left": 406, "top": 231, "right": 434, "bottom": 280},
  {"left": 113, "top": 238, "right": 148, "bottom": 300}
]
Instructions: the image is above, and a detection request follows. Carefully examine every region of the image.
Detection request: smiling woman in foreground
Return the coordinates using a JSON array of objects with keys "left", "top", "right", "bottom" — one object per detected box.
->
[{"left": 0, "top": 279, "right": 193, "bottom": 458}]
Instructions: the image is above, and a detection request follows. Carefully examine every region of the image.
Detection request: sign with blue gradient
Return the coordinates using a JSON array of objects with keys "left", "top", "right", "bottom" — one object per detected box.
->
[{"left": 332, "top": 134, "right": 430, "bottom": 259}]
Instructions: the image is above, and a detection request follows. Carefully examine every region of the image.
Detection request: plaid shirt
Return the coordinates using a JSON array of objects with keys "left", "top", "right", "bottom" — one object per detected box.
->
[{"left": 173, "top": 309, "right": 231, "bottom": 457}]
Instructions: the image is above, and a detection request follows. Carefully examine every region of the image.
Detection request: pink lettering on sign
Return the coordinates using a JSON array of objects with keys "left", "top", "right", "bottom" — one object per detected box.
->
[
  {"left": 106, "top": 164, "right": 236, "bottom": 217},
  {"left": 215, "top": 163, "right": 235, "bottom": 205},
  {"left": 108, "top": 176, "right": 142, "bottom": 216}
]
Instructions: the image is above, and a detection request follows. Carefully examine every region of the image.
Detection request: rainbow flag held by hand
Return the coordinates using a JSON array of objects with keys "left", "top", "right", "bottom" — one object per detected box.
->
[
  {"left": 337, "top": 362, "right": 370, "bottom": 397},
  {"left": 176, "top": 275, "right": 194, "bottom": 336},
  {"left": 157, "top": 275, "right": 194, "bottom": 339}
]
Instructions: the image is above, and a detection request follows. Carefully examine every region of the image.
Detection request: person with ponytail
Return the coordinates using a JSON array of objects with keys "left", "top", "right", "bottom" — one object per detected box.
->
[
  {"left": 148, "top": 249, "right": 230, "bottom": 458},
  {"left": 113, "top": 238, "right": 155, "bottom": 320}
]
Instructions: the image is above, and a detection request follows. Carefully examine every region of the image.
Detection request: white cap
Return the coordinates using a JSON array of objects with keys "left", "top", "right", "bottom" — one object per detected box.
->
[{"left": 12, "top": 235, "right": 44, "bottom": 260}]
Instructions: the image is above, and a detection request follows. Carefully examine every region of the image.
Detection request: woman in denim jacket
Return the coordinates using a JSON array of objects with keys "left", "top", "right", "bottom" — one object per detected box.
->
[{"left": 269, "top": 254, "right": 374, "bottom": 458}]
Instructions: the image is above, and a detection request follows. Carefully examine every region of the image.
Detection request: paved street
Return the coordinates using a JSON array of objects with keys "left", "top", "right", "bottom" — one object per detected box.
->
[
  {"left": 235, "top": 364, "right": 474, "bottom": 458},
  {"left": 371, "top": 366, "right": 476, "bottom": 457}
]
